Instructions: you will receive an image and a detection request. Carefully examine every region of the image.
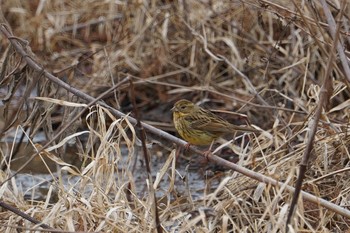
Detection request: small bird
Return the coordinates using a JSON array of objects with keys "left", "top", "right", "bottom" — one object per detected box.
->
[{"left": 171, "top": 99, "right": 259, "bottom": 146}]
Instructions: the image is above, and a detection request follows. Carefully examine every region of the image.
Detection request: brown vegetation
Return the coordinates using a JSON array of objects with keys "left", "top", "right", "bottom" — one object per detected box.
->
[{"left": 0, "top": 0, "right": 350, "bottom": 232}]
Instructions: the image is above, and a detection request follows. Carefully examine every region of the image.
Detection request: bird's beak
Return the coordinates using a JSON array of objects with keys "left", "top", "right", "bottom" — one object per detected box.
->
[{"left": 171, "top": 106, "right": 176, "bottom": 112}]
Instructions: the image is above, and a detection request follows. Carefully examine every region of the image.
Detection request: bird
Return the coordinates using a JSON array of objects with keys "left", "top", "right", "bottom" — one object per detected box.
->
[{"left": 171, "top": 99, "right": 259, "bottom": 146}]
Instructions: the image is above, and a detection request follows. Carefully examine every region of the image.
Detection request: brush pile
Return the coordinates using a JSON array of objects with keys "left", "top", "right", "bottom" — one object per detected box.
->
[{"left": 0, "top": 1, "right": 350, "bottom": 232}]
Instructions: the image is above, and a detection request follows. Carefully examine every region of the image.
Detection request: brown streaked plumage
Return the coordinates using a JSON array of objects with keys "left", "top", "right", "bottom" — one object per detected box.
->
[{"left": 171, "top": 99, "right": 259, "bottom": 145}]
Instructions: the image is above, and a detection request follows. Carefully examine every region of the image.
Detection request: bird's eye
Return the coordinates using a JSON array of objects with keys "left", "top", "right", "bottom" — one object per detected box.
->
[{"left": 180, "top": 105, "right": 187, "bottom": 110}]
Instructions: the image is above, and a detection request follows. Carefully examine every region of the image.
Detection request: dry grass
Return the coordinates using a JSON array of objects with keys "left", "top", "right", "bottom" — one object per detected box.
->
[{"left": 0, "top": 0, "right": 350, "bottom": 232}]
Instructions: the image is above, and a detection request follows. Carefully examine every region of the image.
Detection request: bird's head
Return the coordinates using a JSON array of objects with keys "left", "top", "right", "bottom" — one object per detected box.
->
[{"left": 171, "top": 99, "right": 195, "bottom": 116}]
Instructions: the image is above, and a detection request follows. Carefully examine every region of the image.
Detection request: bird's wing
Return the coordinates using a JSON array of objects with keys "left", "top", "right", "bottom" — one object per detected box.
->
[
  {"left": 185, "top": 109, "right": 229, "bottom": 133},
  {"left": 186, "top": 108, "right": 259, "bottom": 133}
]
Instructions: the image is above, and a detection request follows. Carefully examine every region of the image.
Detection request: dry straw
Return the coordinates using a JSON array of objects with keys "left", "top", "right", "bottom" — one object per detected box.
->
[{"left": 0, "top": 0, "right": 350, "bottom": 232}]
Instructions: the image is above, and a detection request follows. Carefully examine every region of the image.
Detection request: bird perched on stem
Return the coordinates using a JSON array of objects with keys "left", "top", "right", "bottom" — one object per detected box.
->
[{"left": 171, "top": 99, "right": 259, "bottom": 146}]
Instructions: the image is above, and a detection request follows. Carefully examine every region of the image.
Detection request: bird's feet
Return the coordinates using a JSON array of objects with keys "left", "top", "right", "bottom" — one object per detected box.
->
[
  {"left": 184, "top": 143, "right": 191, "bottom": 151},
  {"left": 175, "top": 143, "right": 191, "bottom": 161},
  {"left": 202, "top": 140, "right": 215, "bottom": 161},
  {"left": 202, "top": 150, "right": 211, "bottom": 162}
]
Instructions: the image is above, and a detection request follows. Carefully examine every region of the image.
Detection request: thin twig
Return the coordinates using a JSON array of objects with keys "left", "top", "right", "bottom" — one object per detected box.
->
[
  {"left": 286, "top": 1, "right": 344, "bottom": 230},
  {"left": 0, "top": 201, "right": 53, "bottom": 230},
  {"left": 129, "top": 79, "right": 163, "bottom": 233}
]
